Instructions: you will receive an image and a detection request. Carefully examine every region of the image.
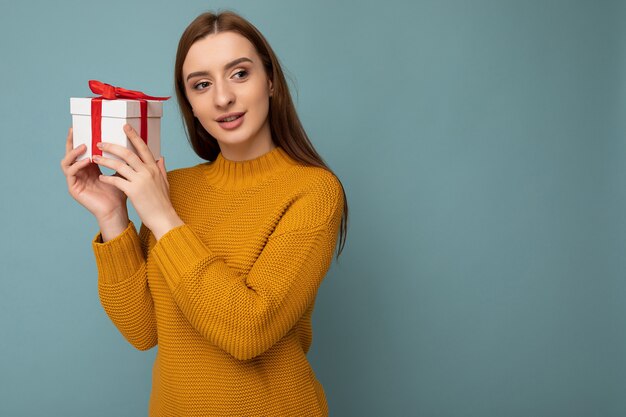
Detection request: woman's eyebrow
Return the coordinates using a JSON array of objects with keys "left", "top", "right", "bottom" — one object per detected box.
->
[{"left": 186, "top": 57, "right": 253, "bottom": 81}]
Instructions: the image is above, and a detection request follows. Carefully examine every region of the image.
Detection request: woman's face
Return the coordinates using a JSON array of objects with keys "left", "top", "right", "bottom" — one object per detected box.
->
[{"left": 182, "top": 31, "right": 274, "bottom": 155}]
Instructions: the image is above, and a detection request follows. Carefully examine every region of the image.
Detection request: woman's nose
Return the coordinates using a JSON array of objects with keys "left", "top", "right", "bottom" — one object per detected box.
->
[{"left": 213, "top": 82, "right": 235, "bottom": 107}]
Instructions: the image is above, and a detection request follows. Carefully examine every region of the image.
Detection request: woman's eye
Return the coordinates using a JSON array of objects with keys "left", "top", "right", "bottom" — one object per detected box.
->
[
  {"left": 194, "top": 81, "right": 210, "bottom": 90},
  {"left": 234, "top": 70, "right": 248, "bottom": 79}
]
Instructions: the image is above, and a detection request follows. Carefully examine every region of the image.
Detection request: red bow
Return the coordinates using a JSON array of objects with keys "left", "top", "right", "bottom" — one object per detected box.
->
[
  {"left": 88, "top": 80, "right": 170, "bottom": 159},
  {"left": 89, "top": 80, "right": 170, "bottom": 101}
]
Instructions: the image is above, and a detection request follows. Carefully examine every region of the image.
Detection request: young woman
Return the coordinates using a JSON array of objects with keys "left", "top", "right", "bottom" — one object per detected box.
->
[{"left": 60, "top": 10, "right": 348, "bottom": 417}]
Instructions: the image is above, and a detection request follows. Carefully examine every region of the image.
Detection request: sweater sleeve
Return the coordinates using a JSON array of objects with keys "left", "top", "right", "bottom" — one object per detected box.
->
[
  {"left": 92, "top": 220, "right": 158, "bottom": 351},
  {"left": 150, "top": 185, "right": 344, "bottom": 361}
]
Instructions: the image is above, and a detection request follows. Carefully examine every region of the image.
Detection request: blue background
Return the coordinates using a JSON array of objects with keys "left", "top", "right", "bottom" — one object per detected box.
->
[{"left": 1, "top": 0, "right": 625, "bottom": 416}]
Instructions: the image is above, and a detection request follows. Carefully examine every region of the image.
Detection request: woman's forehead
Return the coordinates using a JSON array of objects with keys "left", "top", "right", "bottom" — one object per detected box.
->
[{"left": 183, "top": 32, "right": 258, "bottom": 73}]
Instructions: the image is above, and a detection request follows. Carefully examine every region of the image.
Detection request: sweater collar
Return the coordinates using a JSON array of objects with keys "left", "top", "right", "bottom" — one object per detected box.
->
[{"left": 203, "top": 145, "right": 296, "bottom": 190}]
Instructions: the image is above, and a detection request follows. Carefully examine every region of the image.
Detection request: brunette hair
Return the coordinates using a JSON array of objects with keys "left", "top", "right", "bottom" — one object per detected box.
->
[{"left": 174, "top": 10, "right": 348, "bottom": 259}]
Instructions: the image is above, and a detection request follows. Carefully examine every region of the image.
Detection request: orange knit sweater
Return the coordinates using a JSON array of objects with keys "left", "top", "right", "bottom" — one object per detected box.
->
[{"left": 91, "top": 146, "right": 344, "bottom": 417}]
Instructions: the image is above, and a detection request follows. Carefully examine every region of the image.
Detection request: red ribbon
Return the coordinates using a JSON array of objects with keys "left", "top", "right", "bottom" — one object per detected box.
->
[{"left": 88, "top": 80, "right": 170, "bottom": 158}]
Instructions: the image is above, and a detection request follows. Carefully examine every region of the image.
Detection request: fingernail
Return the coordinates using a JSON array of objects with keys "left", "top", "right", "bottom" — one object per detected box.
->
[
  {"left": 93, "top": 155, "right": 100, "bottom": 161},
  {"left": 96, "top": 142, "right": 103, "bottom": 149}
]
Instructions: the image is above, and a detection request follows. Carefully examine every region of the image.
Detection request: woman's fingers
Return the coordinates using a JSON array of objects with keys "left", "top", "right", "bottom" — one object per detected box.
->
[
  {"left": 97, "top": 173, "right": 129, "bottom": 194},
  {"left": 157, "top": 157, "right": 169, "bottom": 189},
  {"left": 96, "top": 141, "right": 145, "bottom": 172},
  {"left": 157, "top": 158, "right": 165, "bottom": 176},
  {"left": 64, "top": 152, "right": 91, "bottom": 191},
  {"left": 89, "top": 124, "right": 156, "bottom": 174},
  {"left": 65, "top": 157, "right": 91, "bottom": 178},
  {"left": 65, "top": 127, "right": 73, "bottom": 154},
  {"left": 62, "top": 127, "right": 75, "bottom": 171},
  {"left": 123, "top": 124, "right": 156, "bottom": 165},
  {"left": 93, "top": 154, "right": 135, "bottom": 180},
  {"left": 61, "top": 143, "right": 87, "bottom": 173}
]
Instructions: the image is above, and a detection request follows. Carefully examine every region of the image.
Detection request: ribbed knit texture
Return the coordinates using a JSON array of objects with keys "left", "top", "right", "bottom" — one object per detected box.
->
[{"left": 91, "top": 145, "right": 344, "bottom": 416}]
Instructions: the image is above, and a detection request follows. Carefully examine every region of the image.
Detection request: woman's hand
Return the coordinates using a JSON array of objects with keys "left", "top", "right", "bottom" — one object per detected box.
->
[
  {"left": 61, "top": 127, "right": 129, "bottom": 225},
  {"left": 92, "top": 124, "right": 184, "bottom": 240}
]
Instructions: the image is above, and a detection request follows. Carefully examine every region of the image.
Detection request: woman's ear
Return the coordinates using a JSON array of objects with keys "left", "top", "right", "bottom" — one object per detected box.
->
[{"left": 268, "top": 79, "right": 274, "bottom": 97}]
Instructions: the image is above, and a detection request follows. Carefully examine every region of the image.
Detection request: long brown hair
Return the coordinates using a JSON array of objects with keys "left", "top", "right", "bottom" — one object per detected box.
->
[{"left": 174, "top": 10, "right": 348, "bottom": 260}]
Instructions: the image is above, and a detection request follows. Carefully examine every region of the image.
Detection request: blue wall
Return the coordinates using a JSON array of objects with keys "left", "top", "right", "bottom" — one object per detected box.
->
[{"left": 0, "top": 1, "right": 624, "bottom": 416}]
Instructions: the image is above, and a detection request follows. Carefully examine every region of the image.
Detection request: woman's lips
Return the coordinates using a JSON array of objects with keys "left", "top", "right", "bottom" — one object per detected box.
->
[{"left": 218, "top": 113, "right": 245, "bottom": 130}]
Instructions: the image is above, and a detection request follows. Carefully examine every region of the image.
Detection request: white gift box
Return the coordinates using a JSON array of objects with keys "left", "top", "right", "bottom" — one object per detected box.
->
[{"left": 70, "top": 98, "right": 163, "bottom": 162}]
